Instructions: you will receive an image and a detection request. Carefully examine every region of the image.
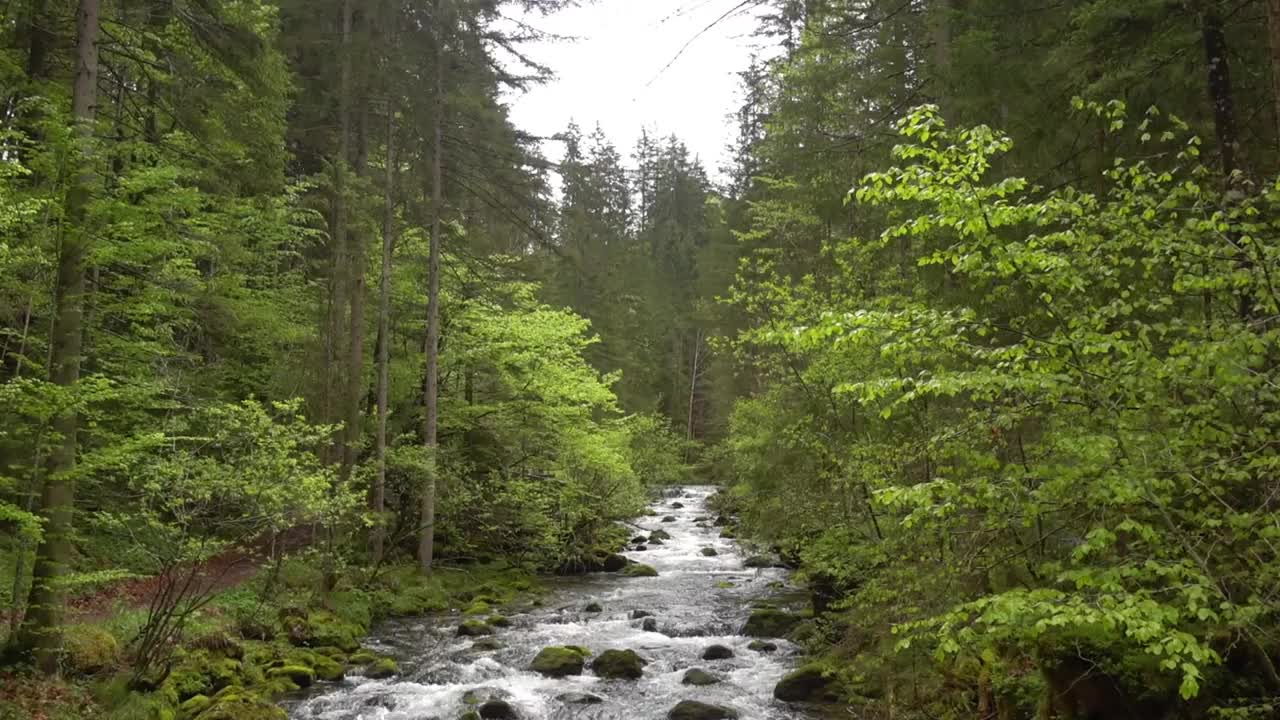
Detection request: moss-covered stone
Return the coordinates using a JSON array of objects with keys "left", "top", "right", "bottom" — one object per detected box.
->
[
  {"left": 668, "top": 701, "right": 739, "bottom": 720},
  {"left": 648, "top": 529, "right": 672, "bottom": 541},
  {"left": 178, "top": 694, "right": 213, "bottom": 720},
  {"left": 590, "top": 649, "right": 646, "bottom": 679},
  {"left": 63, "top": 625, "right": 121, "bottom": 676},
  {"left": 747, "top": 640, "right": 778, "bottom": 652},
  {"left": 359, "top": 657, "right": 395, "bottom": 679},
  {"left": 303, "top": 610, "right": 363, "bottom": 652},
  {"left": 471, "top": 638, "right": 504, "bottom": 651},
  {"left": 701, "top": 644, "right": 734, "bottom": 660},
  {"left": 583, "top": 602, "right": 603, "bottom": 613},
  {"left": 464, "top": 600, "right": 493, "bottom": 616},
  {"left": 530, "top": 647, "right": 586, "bottom": 678},
  {"left": 311, "top": 654, "right": 345, "bottom": 681},
  {"left": 267, "top": 664, "right": 315, "bottom": 689},
  {"left": 621, "top": 563, "right": 658, "bottom": 578},
  {"left": 199, "top": 693, "right": 289, "bottom": 720},
  {"left": 601, "top": 554, "right": 630, "bottom": 572},
  {"left": 742, "top": 608, "right": 802, "bottom": 638},
  {"left": 457, "top": 620, "right": 495, "bottom": 637},
  {"left": 349, "top": 650, "right": 379, "bottom": 665},
  {"left": 682, "top": 668, "right": 720, "bottom": 686},
  {"left": 773, "top": 664, "right": 838, "bottom": 703},
  {"left": 487, "top": 614, "right": 512, "bottom": 628},
  {"left": 700, "top": 547, "right": 718, "bottom": 557},
  {"left": 564, "top": 645, "right": 591, "bottom": 658}
]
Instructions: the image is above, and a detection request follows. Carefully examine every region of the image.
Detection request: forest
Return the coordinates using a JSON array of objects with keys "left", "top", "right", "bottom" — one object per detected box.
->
[{"left": 1, "top": 0, "right": 1279, "bottom": 719}]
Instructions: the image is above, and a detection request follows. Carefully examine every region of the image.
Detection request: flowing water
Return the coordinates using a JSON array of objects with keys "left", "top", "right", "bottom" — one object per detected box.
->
[{"left": 287, "top": 486, "right": 814, "bottom": 719}]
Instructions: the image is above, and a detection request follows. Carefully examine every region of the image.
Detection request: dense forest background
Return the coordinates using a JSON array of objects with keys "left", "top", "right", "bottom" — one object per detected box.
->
[{"left": 2, "top": 0, "right": 1280, "bottom": 718}]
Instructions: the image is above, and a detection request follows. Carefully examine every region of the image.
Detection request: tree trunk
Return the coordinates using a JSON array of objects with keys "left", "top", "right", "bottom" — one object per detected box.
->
[
  {"left": 1267, "top": 0, "right": 1280, "bottom": 148},
  {"left": 342, "top": 0, "right": 372, "bottom": 482},
  {"left": 1201, "top": 7, "right": 1238, "bottom": 177},
  {"left": 18, "top": 0, "right": 99, "bottom": 675},
  {"left": 326, "top": 0, "right": 355, "bottom": 463},
  {"left": 23, "top": 0, "right": 53, "bottom": 81},
  {"left": 372, "top": 108, "right": 395, "bottom": 565},
  {"left": 419, "top": 4, "right": 446, "bottom": 574}
]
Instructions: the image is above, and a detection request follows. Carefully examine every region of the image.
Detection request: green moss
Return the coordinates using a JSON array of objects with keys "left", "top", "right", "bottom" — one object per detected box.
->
[
  {"left": 199, "top": 694, "right": 288, "bottom": 720},
  {"left": 266, "top": 665, "right": 315, "bottom": 689},
  {"left": 303, "top": 611, "right": 362, "bottom": 652},
  {"left": 349, "top": 650, "right": 379, "bottom": 665},
  {"left": 590, "top": 649, "right": 647, "bottom": 679},
  {"left": 621, "top": 563, "right": 658, "bottom": 577},
  {"left": 177, "top": 695, "right": 212, "bottom": 720},
  {"left": 365, "top": 658, "right": 399, "bottom": 679},
  {"left": 457, "top": 620, "right": 495, "bottom": 637},
  {"left": 63, "top": 625, "right": 121, "bottom": 676},
  {"left": 311, "top": 654, "right": 345, "bottom": 681},
  {"left": 486, "top": 614, "right": 511, "bottom": 627},
  {"left": 530, "top": 647, "right": 586, "bottom": 677},
  {"left": 564, "top": 645, "right": 591, "bottom": 658},
  {"left": 463, "top": 599, "right": 492, "bottom": 616},
  {"left": 742, "top": 608, "right": 802, "bottom": 638}
]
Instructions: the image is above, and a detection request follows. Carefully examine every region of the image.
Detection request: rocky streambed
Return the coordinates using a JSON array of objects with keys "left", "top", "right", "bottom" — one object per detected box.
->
[{"left": 286, "top": 485, "right": 822, "bottom": 720}]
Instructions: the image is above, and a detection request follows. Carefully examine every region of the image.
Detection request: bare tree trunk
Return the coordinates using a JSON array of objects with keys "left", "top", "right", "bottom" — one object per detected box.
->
[
  {"left": 372, "top": 108, "right": 395, "bottom": 565},
  {"left": 1201, "top": 7, "right": 1238, "bottom": 178},
  {"left": 419, "top": 3, "right": 445, "bottom": 574},
  {"left": 685, "top": 328, "right": 702, "bottom": 445},
  {"left": 18, "top": 0, "right": 99, "bottom": 675},
  {"left": 325, "top": 0, "right": 355, "bottom": 464},
  {"left": 342, "top": 0, "right": 372, "bottom": 482},
  {"left": 1268, "top": 0, "right": 1280, "bottom": 147}
]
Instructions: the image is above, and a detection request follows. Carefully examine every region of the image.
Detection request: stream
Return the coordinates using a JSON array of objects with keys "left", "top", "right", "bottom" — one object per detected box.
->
[{"left": 286, "top": 486, "right": 815, "bottom": 720}]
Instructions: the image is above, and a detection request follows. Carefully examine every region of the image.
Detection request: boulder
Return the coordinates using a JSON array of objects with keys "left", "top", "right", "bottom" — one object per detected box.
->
[
  {"left": 63, "top": 626, "right": 121, "bottom": 676},
  {"left": 457, "top": 620, "right": 495, "bottom": 637},
  {"left": 700, "top": 547, "right": 718, "bottom": 557},
  {"left": 701, "top": 644, "right": 734, "bottom": 660},
  {"left": 713, "top": 516, "right": 729, "bottom": 527},
  {"left": 747, "top": 640, "right": 778, "bottom": 653},
  {"left": 742, "top": 609, "right": 801, "bottom": 638},
  {"left": 622, "top": 563, "right": 658, "bottom": 578},
  {"left": 633, "top": 545, "right": 648, "bottom": 551},
  {"left": 773, "top": 664, "right": 838, "bottom": 702},
  {"left": 590, "top": 649, "right": 646, "bottom": 679},
  {"left": 682, "top": 668, "right": 720, "bottom": 686},
  {"left": 671, "top": 502, "right": 684, "bottom": 509},
  {"left": 630, "top": 610, "right": 654, "bottom": 619},
  {"left": 266, "top": 665, "right": 315, "bottom": 689},
  {"left": 668, "top": 700, "right": 739, "bottom": 720},
  {"left": 471, "top": 638, "right": 503, "bottom": 652},
  {"left": 602, "top": 553, "right": 631, "bottom": 572},
  {"left": 530, "top": 647, "right": 586, "bottom": 678},
  {"left": 641, "top": 618, "right": 659, "bottom": 633},
  {"left": 662, "top": 516, "right": 678, "bottom": 523},
  {"left": 557, "top": 692, "right": 604, "bottom": 705},
  {"left": 648, "top": 538, "right": 665, "bottom": 546},
  {"left": 478, "top": 699, "right": 518, "bottom": 719},
  {"left": 199, "top": 694, "right": 288, "bottom": 720},
  {"left": 631, "top": 536, "right": 649, "bottom": 545},
  {"left": 365, "top": 658, "right": 400, "bottom": 679},
  {"left": 743, "top": 555, "right": 775, "bottom": 568},
  {"left": 649, "top": 529, "right": 672, "bottom": 541},
  {"left": 584, "top": 602, "right": 603, "bottom": 613}
]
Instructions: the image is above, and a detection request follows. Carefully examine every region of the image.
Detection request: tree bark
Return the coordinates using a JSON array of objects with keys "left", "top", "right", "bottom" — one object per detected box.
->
[
  {"left": 372, "top": 108, "right": 395, "bottom": 565},
  {"left": 1267, "top": 0, "right": 1280, "bottom": 148},
  {"left": 419, "top": 1, "right": 446, "bottom": 574},
  {"left": 18, "top": 0, "right": 100, "bottom": 675},
  {"left": 1201, "top": 7, "right": 1238, "bottom": 177},
  {"left": 326, "top": 0, "right": 355, "bottom": 463},
  {"left": 342, "top": 0, "right": 372, "bottom": 482}
]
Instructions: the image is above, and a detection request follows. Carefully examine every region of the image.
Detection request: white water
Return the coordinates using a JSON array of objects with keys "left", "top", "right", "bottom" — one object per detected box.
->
[{"left": 287, "top": 486, "right": 814, "bottom": 719}]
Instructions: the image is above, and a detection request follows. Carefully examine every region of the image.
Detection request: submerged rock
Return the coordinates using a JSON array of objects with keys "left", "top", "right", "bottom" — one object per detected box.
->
[
  {"left": 583, "top": 602, "right": 603, "bottom": 613},
  {"left": 471, "top": 638, "right": 503, "bottom": 652},
  {"left": 631, "top": 536, "right": 649, "bottom": 545},
  {"left": 478, "top": 699, "right": 518, "bottom": 719},
  {"left": 742, "top": 608, "right": 802, "bottom": 638},
  {"left": 530, "top": 647, "right": 586, "bottom": 678},
  {"left": 557, "top": 692, "right": 604, "bottom": 705},
  {"left": 630, "top": 610, "right": 654, "bottom": 619},
  {"left": 649, "top": 529, "right": 672, "bottom": 541},
  {"left": 364, "top": 658, "right": 400, "bottom": 679},
  {"left": 747, "top": 640, "right": 778, "bottom": 653},
  {"left": 774, "top": 664, "right": 838, "bottom": 702},
  {"left": 668, "top": 700, "right": 739, "bottom": 720},
  {"left": 701, "top": 644, "right": 734, "bottom": 660},
  {"left": 641, "top": 617, "right": 659, "bottom": 633},
  {"left": 648, "top": 538, "right": 665, "bottom": 546},
  {"left": 590, "top": 649, "right": 647, "bottom": 679},
  {"left": 662, "top": 516, "right": 678, "bottom": 523},
  {"left": 700, "top": 547, "right": 718, "bottom": 557},
  {"left": 682, "top": 668, "right": 721, "bottom": 686},
  {"left": 671, "top": 502, "right": 684, "bottom": 509},
  {"left": 622, "top": 563, "right": 658, "bottom": 577}
]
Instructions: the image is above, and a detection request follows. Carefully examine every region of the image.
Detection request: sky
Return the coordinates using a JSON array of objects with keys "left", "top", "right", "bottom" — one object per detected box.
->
[{"left": 500, "top": 0, "right": 771, "bottom": 182}]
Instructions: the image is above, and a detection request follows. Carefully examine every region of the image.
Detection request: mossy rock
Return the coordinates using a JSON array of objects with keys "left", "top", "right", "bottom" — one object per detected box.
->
[
  {"left": 649, "top": 529, "right": 672, "bottom": 541},
  {"left": 471, "top": 638, "right": 504, "bottom": 651},
  {"left": 719, "top": 529, "right": 737, "bottom": 539},
  {"left": 267, "top": 664, "right": 315, "bottom": 689},
  {"left": 747, "top": 640, "right": 778, "bottom": 653},
  {"left": 178, "top": 694, "right": 213, "bottom": 720},
  {"left": 773, "top": 664, "right": 838, "bottom": 703},
  {"left": 457, "top": 620, "right": 495, "bottom": 637},
  {"left": 742, "top": 608, "right": 802, "bottom": 638},
  {"left": 62, "top": 625, "right": 120, "bottom": 675},
  {"left": 164, "top": 653, "right": 243, "bottom": 701},
  {"left": 701, "top": 644, "right": 734, "bottom": 660},
  {"left": 621, "top": 564, "right": 658, "bottom": 578},
  {"left": 700, "top": 547, "right": 718, "bottom": 557},
  {"left": 682, "top": 668, "right": 720, "bottom": 686},
  {"left": 743, "top": 555, "right": 775, "bottom": 568},
  {"left": 583, "top": 602, "right": 603, "bottom": 613},
  {"left": 349, "top": 650, "right": 379, "bottom": 665},
  {"left": 464, "top": 600, "right": 493, "bottom": 616},
  {"left": 487, "top": 614, "right": 512, "bottom": 628},
  {"left": 668, "top": 700, "right": 739, "bottom": 720},
  {"left": 649, "top": 538, "right": 665, "bottom": 546},
  {"left": 365, "top": 657, "right": 399, "bottom": 679},
  {"left": 311, "top": 654, "right": 345, "bottom": 681},
  {"left": 199, "top": 693, "right": 289, "bottom": 720},
  {"left": 564, "top": 645, "right": 591, "bottom": 658},
  {"left": 301, "top": 611, "right": 362, "bottom": 652},
  {"left": 530, "top": 647, "right": 586, "bottom": 678},
  {"left": 460, "top": 713, "right": 482, "bottom": 720},
  {"left": 590, "top": 649, "right": 646, "bottom": 679},
  {"left": 601, "top": 554, "right": 630, "bottom": 572}
]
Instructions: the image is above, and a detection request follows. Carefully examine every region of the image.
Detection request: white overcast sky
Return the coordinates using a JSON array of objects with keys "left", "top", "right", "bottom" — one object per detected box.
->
[{"left": 500, "top": 0, "right": 771, "bottom": 182}]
